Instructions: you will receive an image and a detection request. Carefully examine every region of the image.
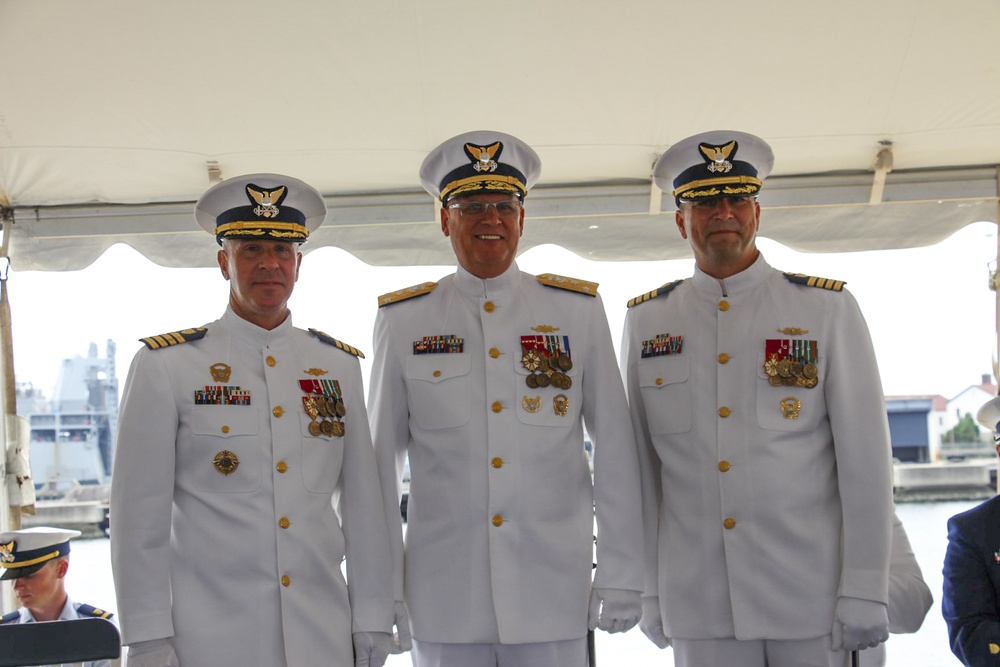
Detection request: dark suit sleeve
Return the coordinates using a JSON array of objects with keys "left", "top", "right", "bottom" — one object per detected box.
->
[{"left": 942, "top": 509, "right": 1000, "bottom": 666}]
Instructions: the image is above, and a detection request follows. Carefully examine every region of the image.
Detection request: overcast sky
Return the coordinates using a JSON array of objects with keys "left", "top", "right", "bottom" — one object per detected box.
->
[{"left": 6, "top": 220, "right": 997, "bottom": 404}]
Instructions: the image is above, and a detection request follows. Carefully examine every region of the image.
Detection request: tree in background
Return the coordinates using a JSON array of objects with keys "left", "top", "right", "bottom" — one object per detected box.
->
[{"left": 943, "top": 413, "right": 986, "bottom": 444}]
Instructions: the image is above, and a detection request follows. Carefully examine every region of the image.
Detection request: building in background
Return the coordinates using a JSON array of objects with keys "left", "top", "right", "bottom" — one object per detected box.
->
[{"left": 887, "top": 374, "right": 997, "bottom": 498}]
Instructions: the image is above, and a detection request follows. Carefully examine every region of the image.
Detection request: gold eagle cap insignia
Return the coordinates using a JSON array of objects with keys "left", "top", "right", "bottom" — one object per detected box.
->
[
  {"left": 246, "top": 184, "right": 287, "bottom": 219},
  {"left": 0, "top": 540, "right": 14, "bottom": 562},
  {"left": 465, "top": 141, "right": 501, "bottom": 173},
  {"left": 699, "top": 140, "right": 736, "bottom": 174}
]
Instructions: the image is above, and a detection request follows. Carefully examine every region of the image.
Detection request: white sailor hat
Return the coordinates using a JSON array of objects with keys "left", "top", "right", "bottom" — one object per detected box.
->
[
  {"left": 653, "top": 130, "right": 775, "bottom": 206},
  {"left": 976, "top": 396, "right": 1000, "bottom": 441},
  {"left": 0, "top": 526, "right": 81, "bottom": 580},
  {"left": 419, "top": 130, "right": 542, "bottom": 203},
  {"left": 195, "top": 173, "right": 327, "bottom": 246}
]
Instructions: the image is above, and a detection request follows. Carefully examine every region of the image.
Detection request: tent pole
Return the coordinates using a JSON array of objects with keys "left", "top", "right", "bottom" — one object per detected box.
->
[
  {"left": 994, "top": 167, "right": 999, "bottom": 494},
  {"left": 995, "top": 167, "right": 1000, "bottom": 387},
  {"left": 0, "top": 211, "right": 18, "bottom": 533},
  {"left": 0, "top": 213, "right": 12, "bottom": 615}
]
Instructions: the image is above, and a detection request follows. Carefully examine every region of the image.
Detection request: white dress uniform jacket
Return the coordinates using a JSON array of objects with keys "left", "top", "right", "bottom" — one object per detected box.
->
[
  {"left": 621, "top": 254, "right": 893, "bottom": 640},
  {"left": 370, "top": 262, "right": 643, "bottom": 644},
  {"left": 1, "top": 596, "right": 117, "bottom": 667},
  {"left": 111, "top": 307, "right": 393, "bottom": 666}
]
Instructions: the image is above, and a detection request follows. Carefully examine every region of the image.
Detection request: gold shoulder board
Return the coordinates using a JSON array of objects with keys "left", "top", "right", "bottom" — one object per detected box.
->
[
  {"left": 76, "top": 604, "right": 113, "bottom": 619},
  {"left": 627, "top": 280, "right": 684, "bottom": 308},
  {"left": 537, "top": 273, "right": 598, "bottom": 297},
  {"left": 140, "top": 327, "right": 208, "bottom": 350},
  {"left": 783, "top": 272, "right": 846, "bottom": 292},
  {"left": 308, "top": 328, "right": 366, "bottom": 359},
  {"left": 378, "top": 282, "right": 438, "bottom": 308}
]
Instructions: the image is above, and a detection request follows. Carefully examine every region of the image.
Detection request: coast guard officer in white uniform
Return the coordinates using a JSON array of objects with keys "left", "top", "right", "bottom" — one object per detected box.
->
[
  {"left": 621, "top": 131, "right": 894, "bottom": 666},
  {"left": 111, "top": 174, "right": 396, "bottom": 667},
  {"left": 369, "top": 131, "right": 644, "bottom": 667},
  {"left": 1, "top": 527, "right": 117, "bottom": 667}
]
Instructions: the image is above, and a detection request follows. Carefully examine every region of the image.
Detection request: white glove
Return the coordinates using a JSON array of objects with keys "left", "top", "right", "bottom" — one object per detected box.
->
[
  {"left": 126, "top": 638, "right": 180, "bottom": 667},
  {"left": 352, "top": 631, "right": 391, "bottom": 667},
  {"left": 639, "top": 596, "right": 671, "bottom": 649},
  {"left": 587, "top": 588, "right": 641, "bottom": 634},
  {"left": 391, "top": 600, "right": 412, "bottom": 653},
  {"left": 831, "top": 596, "right": 889, "bottom": 651}
]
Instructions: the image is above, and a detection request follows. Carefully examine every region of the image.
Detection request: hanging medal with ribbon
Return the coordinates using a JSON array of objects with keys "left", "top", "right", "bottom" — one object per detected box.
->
[
  {"left": 320, "top": 379, "right": 346, "bottom": 437},
  {"left": 546, "top": 335, "right": 573, "bottom": 390},
  {"left": 763, "top": 338, "right": 819, "bottom": 389},
  {"left": 299, "top": 378, "right": 346, "bottom": 438},
  {"left": 521, "top": 334, "right": 573, "bottom": 389}
]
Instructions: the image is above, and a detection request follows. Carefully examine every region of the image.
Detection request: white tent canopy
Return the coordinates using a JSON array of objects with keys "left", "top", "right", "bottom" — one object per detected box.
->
[{"left": 1, "top": 0, "right": 998, "bottom": 270}]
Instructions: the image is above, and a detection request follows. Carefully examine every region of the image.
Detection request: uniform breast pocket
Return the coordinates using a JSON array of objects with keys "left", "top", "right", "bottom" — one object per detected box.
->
[
  {"left": 405, "top": 354, "right": 471, "bottom": 430},
  {"left": 637, "top": 356, "right": 692, "bottom": 434},
  {"left": 514, "top": 360, "right": 580, "bottom": 427},
  {"left": 182, "top": 406, "right": 261, "bottom": 493},
  {"left": 755, "top": 352, "right": 824, "bottom": 432},
  {"left": 299, "top": 412, "right": 343, "bottom": 494}
]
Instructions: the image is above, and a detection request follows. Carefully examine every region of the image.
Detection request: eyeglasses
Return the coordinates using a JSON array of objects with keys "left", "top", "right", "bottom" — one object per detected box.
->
[
  {"left": 689, "top": 195, "right": 757, "bottom": 211},
  {"left": 446, "top": 199, "right": 522, "bottom": 219}
]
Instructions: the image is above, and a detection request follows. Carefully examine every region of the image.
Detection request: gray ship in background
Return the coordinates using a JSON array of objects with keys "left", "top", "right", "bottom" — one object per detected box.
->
[{"left": 15, "top": 340, "right": 117, "bottom": 534}]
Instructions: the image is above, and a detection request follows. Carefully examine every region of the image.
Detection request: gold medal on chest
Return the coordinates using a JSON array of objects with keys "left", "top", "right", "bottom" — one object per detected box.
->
[
  {"left": 780, "top": 397, "right": 802, "bottom": 420},
  {"left": 210, "top": 363, "right": 232, "bottom": 382},
  {"left": 213, "top": 450, "right": 240, "bottom": 475},
  {"left": 553, "top": 394, "right": 569, "bottom": 417}
]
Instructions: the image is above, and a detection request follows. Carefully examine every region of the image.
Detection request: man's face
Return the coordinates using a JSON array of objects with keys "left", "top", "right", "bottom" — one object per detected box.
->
[
  {"left": 12, "top": 559, "right": 67, "bottom": 613},
  {"left": 217, "top": 239, "right": 302, "bottom": 329},
  {"left": 440, "top": 192, "right": 524, "bottom": 279},
  {"left": 675, "top": 195, "right": 761, "bottom": 279}
]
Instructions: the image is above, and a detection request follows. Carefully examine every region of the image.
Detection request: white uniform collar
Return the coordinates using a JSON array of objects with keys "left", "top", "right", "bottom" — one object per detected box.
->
[
  {"left": 454, "top": 261, "right": 521, "bottom": 299},
  {"left": 691, "top": 252, "right": 771, "bottom": 297},
  {"left": 221, "top": 305, "right": 293, "bottom": 348}
]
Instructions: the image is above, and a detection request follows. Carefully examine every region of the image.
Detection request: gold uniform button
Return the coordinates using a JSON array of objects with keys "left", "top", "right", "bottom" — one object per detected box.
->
[
  {"left": 491, "top": 457, "right": 504, "bottom": 468},
  {"left": 655, "top": 377, "right": 664, "bottom": 386},
  {"left": 281, "top": 575, "right": 291, "bottom": 587},
  {"left": 990, "top": 643, "right": 1000, "bottom": 655},
  {"left": 279, "top": 517, "right": 290, "bottom": 529},
  {"left": 266, "top": 356, "right": 276, "bottom": 367},
  {"left": 719, "top": 407, "right": 731, "bottom": 418},
  {"left": 489, "top": 347, "right": 500, "bottom": 359},
  {"left": 492, "top": 514, "right": 504, "bottom": 527},
  {"left": 718, "top": 460, "right": 731, "bottom": 472},
  {"left": 718, "top": 300, "right": 730, "bottom": 312},
  {"left": 221, "top": 425, "right": 230, "bottom": 434},
  {"left": 273, "top": 406, "right": 284, "bottom": 418},
  {"left": 718, "top": 353, "right": 730, "bottom": 364},
  {"left": 723, "top": 518, "right": 736, "bottom": 530},
  {"left": 276, "top": 461, "right": 288, "bottom": 473},
  {"left": 433, "top": 370, "right": 442, "bottom": 377},
  {"left": 483, "top": 301, "right": 496, "bottom": 313},
  {"left": 491, "top": 401, "right": 503, "bottom": 413}
]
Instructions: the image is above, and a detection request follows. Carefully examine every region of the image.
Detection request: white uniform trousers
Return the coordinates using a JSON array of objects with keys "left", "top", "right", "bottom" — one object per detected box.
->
[
  {"left": 672, "top": 636, "right": 852, "bottom": 667},
  {"left": 411, "top": 637, "right": 587, "bottom": 667}
]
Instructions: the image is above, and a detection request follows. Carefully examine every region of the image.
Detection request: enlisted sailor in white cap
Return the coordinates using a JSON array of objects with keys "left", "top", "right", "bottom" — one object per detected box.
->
[
  {"left": 942, "top": 394, "right": 1000, "bottom": 666},
  {"left": 369, "top": 131, "right": 644, "bottom": 667},
  {"left": 111, "top": 174, "right": 399, "bottom": 667},
  {"left": 1, "top": 527, "right": 117, "bottom": 666},
  {"left": 621, "top": 130, "right": 894, "bottom": 666}
]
